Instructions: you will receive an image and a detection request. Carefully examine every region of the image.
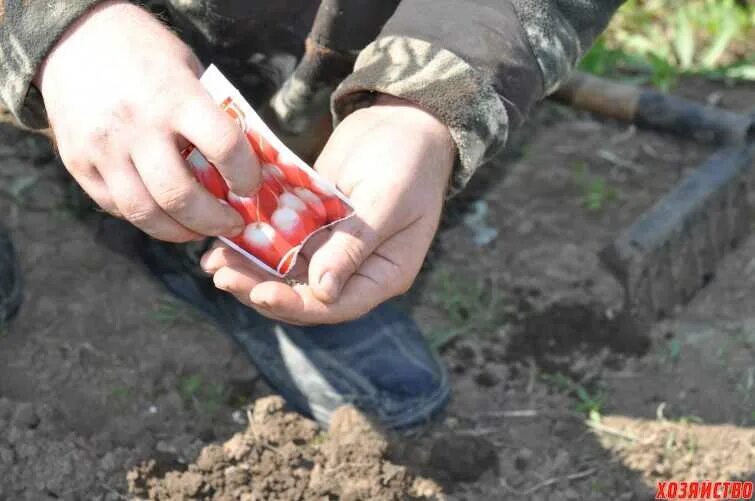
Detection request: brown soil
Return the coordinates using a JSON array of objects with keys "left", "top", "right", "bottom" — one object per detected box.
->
[
  {"left": 128, "top": 396, "right": 444, "bottom": 500},
  {"left": 0, "top": 77, "right": 753, "bottom": 501}
]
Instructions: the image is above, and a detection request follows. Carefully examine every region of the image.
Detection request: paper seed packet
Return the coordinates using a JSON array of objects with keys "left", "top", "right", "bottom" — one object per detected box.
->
[{"left": 183, "top": 65, "right": 354, "bottom": 277}]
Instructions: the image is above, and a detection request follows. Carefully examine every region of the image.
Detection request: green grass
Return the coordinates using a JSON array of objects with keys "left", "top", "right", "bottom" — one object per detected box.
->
[
  {"left": 425, "top": 269, "right": 505, "bottom": 350},
  {"left": 310, "top": 432, "right": 328, "bottom": 447},
  {"left": 581, "top": 0, "right": 755, "bottom": 90},
  {"left": 543, "top": 372, "right": 606, "bottom": 421},
  {"left": 152, "top": 299, "right": 185, "bottom": 324},
  {"left": 665, "top": 338, "right": 682, "bottom": 363},
  {"left": 110, "top": 385, "right": 130, "bottom": 399},
  {"left": 178, "top": 373, "right": 227, "bottom": 416},
  {"left": 572, "top": 161, "right": 618, "bottom": 212},
  {"left": 151, "top": 298, "right": 204, "bottom": 326}
]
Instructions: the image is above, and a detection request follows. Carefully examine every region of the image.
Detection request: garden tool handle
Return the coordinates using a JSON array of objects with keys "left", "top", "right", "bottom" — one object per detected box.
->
[{"left": 552, "top": 71, "right": 754, "bottom": 145}]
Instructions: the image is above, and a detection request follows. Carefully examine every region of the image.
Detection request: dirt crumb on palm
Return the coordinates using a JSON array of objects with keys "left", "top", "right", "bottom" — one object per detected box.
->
[{"left": 128, "top": 396, "right": 444, "bottom": 500}]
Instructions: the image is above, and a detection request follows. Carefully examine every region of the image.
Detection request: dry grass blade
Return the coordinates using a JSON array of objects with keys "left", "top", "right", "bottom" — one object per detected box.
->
[{"left": 500, "top": 468, "right": 596, "bottom": 496}]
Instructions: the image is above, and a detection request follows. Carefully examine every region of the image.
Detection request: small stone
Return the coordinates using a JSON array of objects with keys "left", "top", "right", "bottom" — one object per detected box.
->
[
  {"left": 474, "top": 370, "right": 500, "bottom": 387},
  {"left": 514, "top": 448, "right": 533, "bottom": 471},
  {"left": 564, "top": 487, "right": 580, "bottom": 500},
  {"left": 517, "top": 220, "right": 535, "bottom": 235},
  {"left": 100, "top": 452, "right": 118, "bottom": 472},
  {"left": 196, "top": 444, "right": 225, "bottom": 472},
  {"left": 443, "top": 416, "right": 459, "bottom": 429},
  {"left": 6, "top": 427, "right": 22, "bottom": 445},
  {"left": 12, "top": 403, "right": 39, "bottom": 429},
  {"left": 156, "top": 440, "right": 176, "bottom": 455},
  {"left": 410, "top": 478, "right": 444, "bottom": 498},
  {"left": 552, "top": 449, "right": 570, "bottom": 471},
  {"left": 0, "top": 445, "right": 15, "bottom": 465},
  {"left": 454, "top": 342, "right": 479, "bottom": 364},
  {"left": 0, "top": 398, "right": 13, "bottom": 420},
  {"left": 231, "top": 409, "right": 246, "bottom": 425}
]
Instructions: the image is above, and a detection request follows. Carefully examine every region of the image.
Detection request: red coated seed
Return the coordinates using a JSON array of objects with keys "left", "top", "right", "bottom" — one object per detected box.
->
[
  {"left": 261, "top": 164, "right": 286, "bottom": 195},
  {"left": 278, "top": 191, "right": 308, "bottom": 213},
  {"left": 307, "top": 174, "right": 336, "bottom": 198},
  {"left": 186, "top": 149, "right": 228, "bottom": 199},
  {"left": 246, "top": 130, "right": 278, "bottom": 163},
  {"left": 242, "top": 222, "right": 294, "bottom": 268},
  {"left": 271, "top": 206, "right": 318, "bottom": 245},
  {"left": 323, "top": 196, "right": 350, "bottom": 223},
  {"left": 227, "top": 191, "right": 262, "bottom": 224},
  {"left": 276, "top": 151, "right": 312, "bottom": 189},
  {"left": 292, "top": 187, "right": 327, "bottom": 224}
]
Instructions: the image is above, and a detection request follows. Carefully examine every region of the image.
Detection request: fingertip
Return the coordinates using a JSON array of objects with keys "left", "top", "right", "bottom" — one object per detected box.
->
[
  {"left": 311, "top": 270, "right": 341, "bottom": 303},
  {"left": 212, "top": 267, "right": 234, "bottom": 291},
  {"left": 249, "top": 283, "right": 274, "bottom": 309},
  {"left": 199, "top": 249, "right": 215, "bottom": 274}
]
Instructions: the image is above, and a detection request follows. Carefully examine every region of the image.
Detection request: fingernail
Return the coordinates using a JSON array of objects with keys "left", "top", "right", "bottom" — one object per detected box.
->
[
  {"left": 318, "top": 271, "right": 341, "bottom": 300},
  {"left": 199, "top": 251, "right": 210, "bottom": 267},
  {"left": 250, "top": 297, "right": 271, "bottom": 309}
]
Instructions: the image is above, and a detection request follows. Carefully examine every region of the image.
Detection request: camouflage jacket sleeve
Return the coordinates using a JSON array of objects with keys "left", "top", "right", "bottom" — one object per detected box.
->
[
  {"left": 331, "top": 0, "right": 625, "bottom": 194},
  {"left": 0, "top": 1, "right": 107, "bottom": 129}
]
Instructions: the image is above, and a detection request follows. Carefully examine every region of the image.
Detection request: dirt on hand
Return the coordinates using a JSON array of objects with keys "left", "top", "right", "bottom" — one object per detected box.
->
[{"left": 127, "top": 396, "right": 444, "bottom": 500}]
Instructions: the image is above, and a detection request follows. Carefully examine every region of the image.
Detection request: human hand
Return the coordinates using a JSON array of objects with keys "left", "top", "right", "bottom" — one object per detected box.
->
[
  {"left": 35, "top": 0, "right": 260, "bottom": 242},
  {"left": 200, "top": 95, "right": 455, "bottom": 324}
]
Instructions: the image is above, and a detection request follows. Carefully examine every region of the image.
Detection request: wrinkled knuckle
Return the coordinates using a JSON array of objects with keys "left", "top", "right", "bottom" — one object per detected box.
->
[
  {"left": 155, "top": 184, "right": 195, "bottom": 215},
  {"left": 341, "top": 240, "right": 366, "bottom": 273},
  {"left": 122, "top": 198, "right": 160, "bottom": 225},
  {"left": 97, "top": 198, "right": 121, "bottom": 218}
]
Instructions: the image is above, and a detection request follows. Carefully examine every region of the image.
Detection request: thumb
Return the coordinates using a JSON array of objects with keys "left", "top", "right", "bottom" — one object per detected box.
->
[{"left": 307, "top": 216, "right": 382, "bottom": 303}]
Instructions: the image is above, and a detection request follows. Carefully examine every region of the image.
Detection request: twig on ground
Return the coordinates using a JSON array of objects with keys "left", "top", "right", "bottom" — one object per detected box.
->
[
  {"left": 500, "top": 468, "right": 596, "bottom": 496},
  {"left": 609, "top": 125, "right": 637, "bottom": 144},
  {"left": 526, "top": 358, "right": 536, "bottom": 394},
  {"left": 584, "top": 420, "right": 639, "bottom": 442},
  {"left": 597, "top": 149, "right": 646, "bottom": 174},
  {"left": 246, "top": 408, "right": 284, "bottom": 456},
  {"left": 100, "top": 484, "right": 128, "bottom": 500},
  {"left": 486, "top": 409, "right": 539, "bottom": 418},
  {"left": 452, "top": 427, "right": 500, "bottom": 436}
]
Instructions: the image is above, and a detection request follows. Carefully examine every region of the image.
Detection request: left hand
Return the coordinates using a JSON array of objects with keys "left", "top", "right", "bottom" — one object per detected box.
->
[{"left": 200, "top": 95, "right": 455, "bottom": 325}]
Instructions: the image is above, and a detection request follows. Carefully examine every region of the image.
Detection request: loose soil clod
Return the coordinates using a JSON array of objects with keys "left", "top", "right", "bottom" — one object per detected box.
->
[{"left": 127, "top": 397, "right": 445, "bottom": 500}]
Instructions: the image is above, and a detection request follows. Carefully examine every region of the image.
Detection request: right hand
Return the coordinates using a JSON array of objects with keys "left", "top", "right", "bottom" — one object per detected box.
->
[{"left": 35, "top": 0, "right": 260, "bottom": 242}]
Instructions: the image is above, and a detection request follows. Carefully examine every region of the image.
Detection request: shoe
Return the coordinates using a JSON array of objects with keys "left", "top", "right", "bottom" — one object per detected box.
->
[
  {"left": 0, "top": 225, "right": 22, "bottom": 326},
  {"left": 137, "top": 236, "right": 450, "bottom": 429}
]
